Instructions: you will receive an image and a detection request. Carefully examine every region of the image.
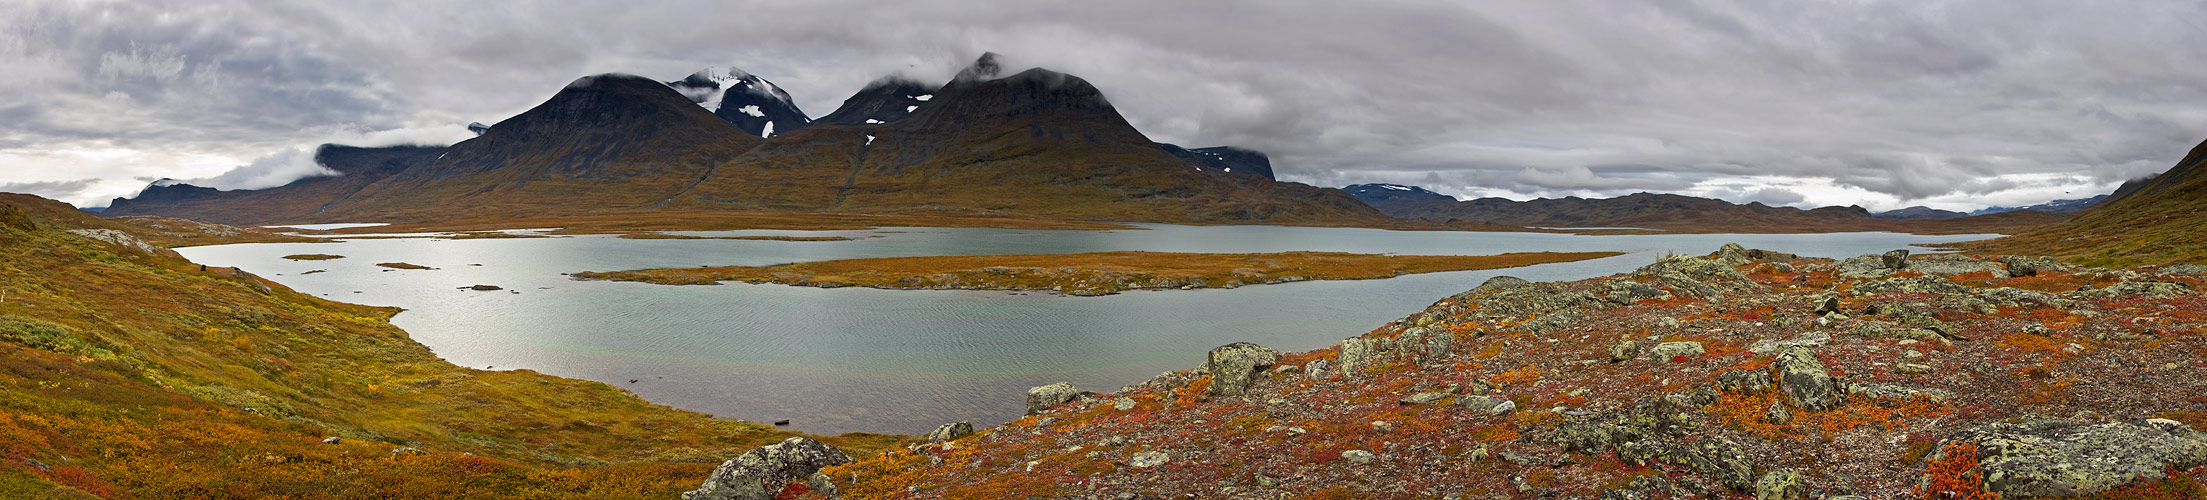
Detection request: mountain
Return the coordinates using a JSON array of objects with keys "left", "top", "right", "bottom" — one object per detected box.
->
[
  {"left": 99, "top": 57, "right": 1384, "bottom": 227},
  {"left": 1960, "top": 136, "right": 2207, "bottom": 265},
  {"left": 1343, "top": 183, "right": 1457, "bottom": 206},
  {"left": 100, "top": 144, "right": 443, "bottom": 224},
  {"left": 811, "top": 76, "right": 936, "bottom": 127},
  {"left": 1157, "top": 144, "right": 1276, "bottom": 180},
  {"left": 310, "top": 73, "right": 760, "bottom": 219},
  {"left": 1343, "top": 184, "right": 2062, "bottom": 233},
  {"left": 667, "top": 67, "right": 810, "bottom": 138},
  {"left": 1966, "top": 194, "right": 2108, "bottom": 216},
  {"left": 1874, "top": 206, "right": 1968, "bottom": 220},
  {"left": 663, "top": 54, "right": 1386, "bottom": 224}
]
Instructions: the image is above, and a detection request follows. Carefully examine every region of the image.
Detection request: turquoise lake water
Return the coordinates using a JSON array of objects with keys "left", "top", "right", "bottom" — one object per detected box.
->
[{"left": 176, "top": 224, "right": 1995, "bottom": 434}]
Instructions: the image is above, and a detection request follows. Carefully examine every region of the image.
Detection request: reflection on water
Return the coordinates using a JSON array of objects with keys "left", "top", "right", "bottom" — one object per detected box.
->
[{"left": 178, "top": 224, "right": 1995, "bottom": 434}]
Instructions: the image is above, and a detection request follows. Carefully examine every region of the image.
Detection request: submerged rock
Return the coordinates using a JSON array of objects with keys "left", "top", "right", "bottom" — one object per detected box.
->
[
  {"left": 1206, "top": 342, "right": 1281, "bottom": 397},
  {"left": 683, "top": 437, "right": 854, "bottom": 500},
  {"left": 1026, "top": 382, "right": 1080, "bottom": 415}
]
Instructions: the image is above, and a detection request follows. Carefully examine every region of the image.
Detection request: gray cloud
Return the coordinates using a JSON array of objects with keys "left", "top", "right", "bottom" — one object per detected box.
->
[{"left": 2, "top": 0, "right": 2204, "bottom": 211}]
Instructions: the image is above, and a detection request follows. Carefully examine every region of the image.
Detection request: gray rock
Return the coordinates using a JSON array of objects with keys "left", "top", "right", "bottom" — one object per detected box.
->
[
  {"left": 1753, "top": 469, "right": 1807, "bottom": 500},
  {"left": 1459, "top": 395, "right": 1506, "bottom": 413},
  {"left": 1113, "top": 397, "right": 1136, "bottom": 410},
  {"left": 1935, "top": 419, "right": 2207, "bottom": 498},
  {"left": 1642, "top": 341, "right": 1705, "bottom": 361},
  {"left": 1881, "top": 249, "right": 1910, "bottom": 269},
  {"left": 1026, "top": 382, "right": 1080, "bottom": 415},
  {"left": 1205, "top": 342, "right": 1281, "bottom": 397},
  {"left": 1896, "top": 363, "right": 1934, "bottom": 375},
  {"left": 1471, "top": 275, "right": 1533, "bottom": 294},
  {"left": 1489, "top": 400, "right": 1518, "bottom": 416},
  {"left": 2082, "top": 281, "right": 2194, "bottom": 299},
  {"left": 1632, "top": 254, "right": 1764, "bottom": 298},
  {"left": 1763, "top": 400, "right": 1792, "bottom": 424},
  {"left": 1838, "top": 255, "right": 1895, "bottom": 278},
  {"left": 1847, "top": 383, "right": 1953, "bottom": 402},
  {"left": 1400, "top": 392, "right": 1451, "bottom": 405},
  {"left": 1812, "top": 293, "right": 1841, "bottom": 315},
  {"left": 1608, "top": 340, "right": 1640, "bottom": 362},
  {"left": 1716, "top": 369, "right": 1774, "bottom": 395},
  {"left": 1554, "top": 399, "right": 1754, "bottom": 491},
  {"left": 1304, "top": 359, "right": 1331, "bottom": 380},
  {"left": 2156, "top": 264, "right": 2207, "bottom": 276},
  {"left": 926, "top": 421, "right": 973, "bottom": 443},
  {"left": 683, "top": 437, "right": 854, "bottom": 500},
  {"left": 1129, "top": 450, "right": 1170, "bottom": 468},
  {"left": 1854, "top": 275, "right": 1972, "bottom": 296},
  {"left": 1911, "top": 258, "right": 2003, "bottom": 276},
  {"left": 1338, "top": 338, "right": 1380, "bottom": 379},
  {"left": 1717, "top": 242, "right": 1751, "bottom": 265},
  {"left": 1340, "top": 449, "right": 1376, "bottom": 464},
  {"left": 1773, "top": 347, "right": 1842, "bottom": 412},
  {"left": 1749, "top": 332, "right": 1830, "bottom": 354}
]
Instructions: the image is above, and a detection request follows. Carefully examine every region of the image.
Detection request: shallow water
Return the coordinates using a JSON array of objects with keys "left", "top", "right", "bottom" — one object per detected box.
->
[{"left": 177, "top": 224, "right": 1994, "bottom": 434}]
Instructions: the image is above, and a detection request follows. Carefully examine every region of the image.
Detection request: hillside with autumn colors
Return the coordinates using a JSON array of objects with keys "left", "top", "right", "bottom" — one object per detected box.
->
[
  {"left": 0, "top": 193, "right": 901, "bottom": 499},
  {"left": 1958, "top": 136, "right": 2207, "bottom": 267}
]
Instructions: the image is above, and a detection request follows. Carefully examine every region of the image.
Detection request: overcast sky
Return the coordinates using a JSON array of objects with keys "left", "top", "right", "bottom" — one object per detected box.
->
[{"left": 4, "top": 0, "right": 2204, "bottom": 211}]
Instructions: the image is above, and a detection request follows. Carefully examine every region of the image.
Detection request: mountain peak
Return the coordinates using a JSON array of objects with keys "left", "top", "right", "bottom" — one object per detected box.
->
[
  {"left": 813, "top": 75, "right": 937, "bottom": 127},
  {"left": 954, "top": 52, "right": 1006, "bottom": 82},
  {"left": 666, "top": 67, "right": 809, "bottom": 138}
]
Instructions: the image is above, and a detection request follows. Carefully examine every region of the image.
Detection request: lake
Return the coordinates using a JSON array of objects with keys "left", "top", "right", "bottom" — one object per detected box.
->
[{"left": 175, "top": 225, "right": 1995, "bottom": 434}]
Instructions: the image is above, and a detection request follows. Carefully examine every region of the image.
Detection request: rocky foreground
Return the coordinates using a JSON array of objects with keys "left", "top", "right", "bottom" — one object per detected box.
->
[{"left": 684, "top": 245, "right": 2207, "bottom": 499}]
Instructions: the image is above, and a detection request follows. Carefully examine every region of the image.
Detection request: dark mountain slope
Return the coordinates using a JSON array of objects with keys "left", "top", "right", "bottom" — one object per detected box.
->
[
  {"left": 315, "top": 73, "right": 761, "bottom": 219},
  {"left": 99, "top": 144, "right": 442, "bottom": 225},
  {"left": 669, "top": 58, "right": 1385, "bottom": 224}
]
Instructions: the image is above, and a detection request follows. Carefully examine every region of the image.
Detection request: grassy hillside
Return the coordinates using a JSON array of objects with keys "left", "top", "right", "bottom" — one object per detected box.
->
[
  {"left": 1956, "top": 137, "right": 2207, "bottom": 266},
  {"left": 0, "top": 193, "right": 901, "bottom": 499}
]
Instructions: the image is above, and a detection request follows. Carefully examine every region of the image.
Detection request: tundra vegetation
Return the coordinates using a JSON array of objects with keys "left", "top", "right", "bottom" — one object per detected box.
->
[{"left": 0, "top": 194, "right": 901, "bottom": 500}]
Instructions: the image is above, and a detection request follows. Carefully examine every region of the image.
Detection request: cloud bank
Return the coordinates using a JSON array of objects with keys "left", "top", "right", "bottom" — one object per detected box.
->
[{"left": 1, "top": 0, "right": 2202, "bottom": 211}]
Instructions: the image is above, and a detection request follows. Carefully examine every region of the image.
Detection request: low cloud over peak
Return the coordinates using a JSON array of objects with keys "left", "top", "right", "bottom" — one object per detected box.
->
[{"left": 3, "top": 0, "right": 2203, "bottom": 211}]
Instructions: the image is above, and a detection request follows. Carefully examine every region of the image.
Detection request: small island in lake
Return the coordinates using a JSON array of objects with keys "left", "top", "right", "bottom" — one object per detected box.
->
[{"left": 570, "top": 251, "right": 1622, "bottom": 295}]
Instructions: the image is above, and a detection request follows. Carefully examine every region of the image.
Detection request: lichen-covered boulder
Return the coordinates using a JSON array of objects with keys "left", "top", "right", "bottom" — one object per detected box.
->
[
  {"left": 2081, "top": 280, "right": 2194, "bottom": 300},
  {"left": 1930, "top": 419, "right": 2207, "bottom": 498},
  {"left": 1881, "top": 249, "right": 1911, "bottom": 269},
  {"left": 926, "top": 421, "right": 973, "bottom": 443},
  {"left": 1608, "top": 340, "right": 1640, "bottom": 362},
  {"left": 683, "top": 437, "right": 854, "bottom": 500},
  {"left": 1642, "top": 341, "right": 1705, "bottom": 361},
  {"left": 1632, "top": 253, "right": 1762, "bottom": 298},
  {"left": 1026, "top": 382, "right": 1080, "bottom": 415},
  {"left": 1205, "top": 342, "right": 1281, "bottom": 397},
  {"left": 1337, "top": 338, "right": 1380, "bottom": 379},
  {"left": 1715, "top": 369, "right": 1773, "bottom": 395},
  {"left": 1754, "top": 469, "right": 1808, "bottom": 500},
  {"left": 1854, "top": 275, "right": 1972, "bottom": 296},
  {"left": 1773, "top": 347, "right": 1841, "bottom": 412}
]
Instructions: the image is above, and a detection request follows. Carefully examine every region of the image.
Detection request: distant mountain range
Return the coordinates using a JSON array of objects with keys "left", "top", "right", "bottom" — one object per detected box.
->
[
  {"left": 1961, "top": 137, "right": 2207, "bottom": 265},
  {"left": 1340, "top": 183, "right": 2068, "bottom": 234},
  {"left": 103, "top": 53, "right": 1382, "bottom": 226}
]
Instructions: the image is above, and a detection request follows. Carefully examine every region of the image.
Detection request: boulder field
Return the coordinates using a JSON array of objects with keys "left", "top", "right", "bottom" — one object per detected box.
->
[{"left": 697, "top": 245, "right": 2207, "bottom": 498}]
